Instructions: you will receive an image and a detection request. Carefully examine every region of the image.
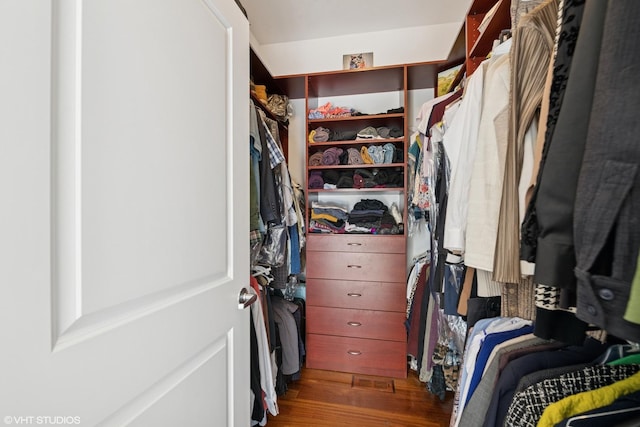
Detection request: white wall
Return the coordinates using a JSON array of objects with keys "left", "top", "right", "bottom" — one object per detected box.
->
[
  {"left": 286, "top": 98, "right": 307, "bottom": 186},
  {"left": 252, "top": 22, "right": 462, "bottom": 77}
]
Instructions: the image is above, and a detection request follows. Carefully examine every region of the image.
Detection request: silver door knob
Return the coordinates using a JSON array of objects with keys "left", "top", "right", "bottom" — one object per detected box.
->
[{"left": 238, "top": 287, "right": 257, "bottom": 309}]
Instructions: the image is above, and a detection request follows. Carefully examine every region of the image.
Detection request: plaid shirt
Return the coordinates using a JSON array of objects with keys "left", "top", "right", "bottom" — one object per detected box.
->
[{"left": 263, "top": 123, "right": 284, "bottom": 169}]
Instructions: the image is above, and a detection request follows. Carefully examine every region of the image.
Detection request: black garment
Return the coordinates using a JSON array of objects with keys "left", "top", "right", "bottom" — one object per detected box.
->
[
  {"left": 273, "top": 323, "right": 287, "bottom": 396},
  {"left": 520, "top": 0, "right": 586, "bottom": 263},
  {"left": 353, "top": 168, "right": 375, "bottom": 180},
  {"left": 336, "top": 175, "right": 354, "bottom": 188},
  {"left": 466, "top": 296, "right": 501, "bottom": 328},
  {"left": 323, "top": 169, "right": 340, "bottom": 185},
  {"left": 353, "top": 199, "right": 387, "bottom": 211},
  {"left": 394, "top": 148, "right": 404, "bottom": 163},
  {"left": 529, "top": 0, "right": 605, "bottom": 290},
  {"left": 256, "top": 107, "right": 282, "bottom": 225},
  {"left": 483, "top": 337, "right": 609, "bottom": 427},
  {"left": 388, "top": 170, "right": 404, "bottom": 187},
  {"left": 374, "top": 169, "right": 389, "bottom": 185},
  {"left": 285, "top": 298, "right": 306, "bottom": 382},
  {"left": 533, "top": 307, "right": 589, "bottom": 346},
  {"left": 330, "top": 130, "right": 357, "bottom": 141},
  {"left": 338, "top": 150, "right": 348, "bottom": 165},
  {"left": 572, "top": 0, "right": 640, "bottom": 343}
]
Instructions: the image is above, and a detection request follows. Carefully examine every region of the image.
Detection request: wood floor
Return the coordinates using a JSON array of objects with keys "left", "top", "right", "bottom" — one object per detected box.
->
[{"left": 266, "top": 367, "right": 454, "bottom": 427}]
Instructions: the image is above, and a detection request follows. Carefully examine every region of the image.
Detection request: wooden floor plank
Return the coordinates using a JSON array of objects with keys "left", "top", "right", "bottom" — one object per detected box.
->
[{"left": 266, "top": 367, "right": 454, "bottom": 426}]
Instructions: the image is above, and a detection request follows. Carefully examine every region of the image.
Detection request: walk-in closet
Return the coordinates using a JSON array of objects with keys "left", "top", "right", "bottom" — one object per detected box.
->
[{"left": 3, "top": 0, "right": 639, "bottom": 425}]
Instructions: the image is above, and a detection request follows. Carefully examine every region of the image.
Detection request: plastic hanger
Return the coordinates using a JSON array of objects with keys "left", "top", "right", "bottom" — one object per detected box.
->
[{"left": 595, "top": 342, "right": 640, "bottom": 365}]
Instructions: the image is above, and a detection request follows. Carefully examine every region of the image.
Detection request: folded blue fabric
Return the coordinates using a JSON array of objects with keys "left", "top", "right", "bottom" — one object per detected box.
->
[
  {"left": 383, "top": 143, "right": 395, "bottom": 164},
  {"left": 368, "top": 145, "right": 384, "bottom": 164}
]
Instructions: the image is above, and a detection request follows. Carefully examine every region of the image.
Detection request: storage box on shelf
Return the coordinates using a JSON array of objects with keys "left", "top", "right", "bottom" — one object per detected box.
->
[{"left": 304, "top": 66, "right": 409, "bottom": 378}]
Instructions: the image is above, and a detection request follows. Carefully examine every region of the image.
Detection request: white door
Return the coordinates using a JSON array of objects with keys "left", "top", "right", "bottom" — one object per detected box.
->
[{"left": 0, "top": 0, "right": 250, "bottom": 426}]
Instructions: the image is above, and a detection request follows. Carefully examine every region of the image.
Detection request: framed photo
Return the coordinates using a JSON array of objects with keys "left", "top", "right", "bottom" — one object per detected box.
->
[
  {"left": 343, "top": 52, "right": 373, "bottom": 70},
  {"left": 437, "top": 63, "right": 463, "bottom": 96}
]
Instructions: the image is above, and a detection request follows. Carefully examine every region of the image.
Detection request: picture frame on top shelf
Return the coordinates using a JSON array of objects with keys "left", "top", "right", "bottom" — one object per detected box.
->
[
  {"left": 437, "top": 63, "right": 463, "bottom": 97},
  {"left": 343, "top": 52, "right": 373, "bottom": 70}
]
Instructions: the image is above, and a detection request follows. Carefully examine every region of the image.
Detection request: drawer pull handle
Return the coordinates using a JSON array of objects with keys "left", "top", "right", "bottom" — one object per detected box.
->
[
  {"left": 347, "top": 350, "right": 362, "bottom": 356},
  {"left": 347, "top": 242, "right": 362, "bottom": 246},
  {"left": 347, "top": 265, "right": 362, "bottom": 269},
  {"left": 347, "top": 293, "right": 362, "bottom": 297},
  {"left": 347, "top": 321, "right": 362, "bottom": 327}
]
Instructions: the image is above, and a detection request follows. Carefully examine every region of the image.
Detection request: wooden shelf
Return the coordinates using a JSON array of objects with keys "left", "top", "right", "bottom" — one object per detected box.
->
[
  {"left": 308, "top": 138, "right": 404, "bottom": 147},
  {"left": 308, "top": 163, "right": 404, "bottom": 170},
  {"left": 304, "top": 62, "right": 411, "bottom": 379},
  {"left": 463, "top": 0, "right": 511, "bottom": 77},
  {"left": 250, "top": 49, "right": 289, "bottom": 158},
  {"left": 469, "top": 0, "right": 503, "bottom": 14},
  {"left": 308, "top": 113, "right": 404, "bottom": 123},
  {"left": 307, "top": 66, "right": 406, "bottom": 98},
  {"left": 469, "top": 0, "right": 511, "bottom": 58},
  {"left": 250, "top": 48, "right": 287, "bottom": 97},
  {"left": 307, "top": 187, "right": 404, "bottom": 194}
]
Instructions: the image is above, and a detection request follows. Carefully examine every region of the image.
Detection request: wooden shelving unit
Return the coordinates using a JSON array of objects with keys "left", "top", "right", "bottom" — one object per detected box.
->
[
  {"left": 465, "top": 0, "right": 512, "bottom": 76},
  {"left": 303, "top": 65, "right": 411, "bottom": 378}
]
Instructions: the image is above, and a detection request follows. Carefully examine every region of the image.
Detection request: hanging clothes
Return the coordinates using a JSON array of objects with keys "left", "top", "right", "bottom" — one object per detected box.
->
[
  {"left": 463, "top": 40, "right": 512, "bottom": 276},
  {"left": 493, "top": 0, "right": 558, "bottom": 284},
  {"left": 504, "top": 364, "right": 640, "bottom": 427},
  {"left": 572, "top": 0, "right": 640, "bottom": 344}
]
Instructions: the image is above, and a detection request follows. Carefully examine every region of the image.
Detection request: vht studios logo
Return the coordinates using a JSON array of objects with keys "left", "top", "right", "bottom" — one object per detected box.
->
[{"left": 4, "top": 416, "right": 81, "bottom": 425}]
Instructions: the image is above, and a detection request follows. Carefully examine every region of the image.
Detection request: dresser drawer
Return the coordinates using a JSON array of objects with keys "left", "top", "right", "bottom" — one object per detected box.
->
[
  {"left": 307, "top": 278, "right": 406, "bottom": 312},
  {"left": 307, "top": 234, "right": 406, "bottom": 254},
  {"left": 307, "top": 306, "right": 406, "bottom": 342},
  {"left": 306, "top": 251, "right": 405, "bottom": 282},
  {"left": 306, "top": 334, "right": 407, "bottom": 378}
]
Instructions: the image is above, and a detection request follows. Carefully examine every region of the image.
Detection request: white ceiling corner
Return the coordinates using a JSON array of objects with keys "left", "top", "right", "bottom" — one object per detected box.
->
[{"left": 242, "top": 0, "right": 471, "bottom": 45}]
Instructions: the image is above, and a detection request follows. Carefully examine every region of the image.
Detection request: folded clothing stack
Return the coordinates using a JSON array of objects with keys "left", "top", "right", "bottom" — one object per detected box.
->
[
  {"left": 307, "top": 102, "right": 353, "bottom": 119},
  {"left": 309, "top": 126, "right": 357, "bottom": 142},
  {"left": 321, "top": 147, "right": 343, "bottom": 165},
  {"left": 308, "top": 168, "right": 404, "bottom": 190},
  {"left": 345, "top": 199, "right": 401, "bottom": 234},
  {"left": 309, "top": 201, "right": 349, "bottom": 233}
]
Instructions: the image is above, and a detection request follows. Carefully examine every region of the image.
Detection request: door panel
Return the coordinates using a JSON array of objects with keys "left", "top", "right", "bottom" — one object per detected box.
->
[
  {"left": 1, "top": 0, "right": 249, "bottom": 425},
  {"left": 99, "top": 339, "right": 228, "bottom": 426}
]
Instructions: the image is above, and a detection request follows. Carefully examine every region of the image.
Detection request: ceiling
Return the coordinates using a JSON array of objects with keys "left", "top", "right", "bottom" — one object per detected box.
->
[{"left": 240, "top": 0, "right": 471, "bottom": 45}]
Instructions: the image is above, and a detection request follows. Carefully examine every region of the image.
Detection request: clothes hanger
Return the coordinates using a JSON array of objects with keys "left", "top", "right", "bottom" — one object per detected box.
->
[
  {"left": 251, "top": 265, "right": 273, "bottom": 283},
  {"left": 565, "top": 407, "right": 640, "bottom": 426},
  {"left": 594, "top": 341, "right": 640, "bottom": 365}
]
